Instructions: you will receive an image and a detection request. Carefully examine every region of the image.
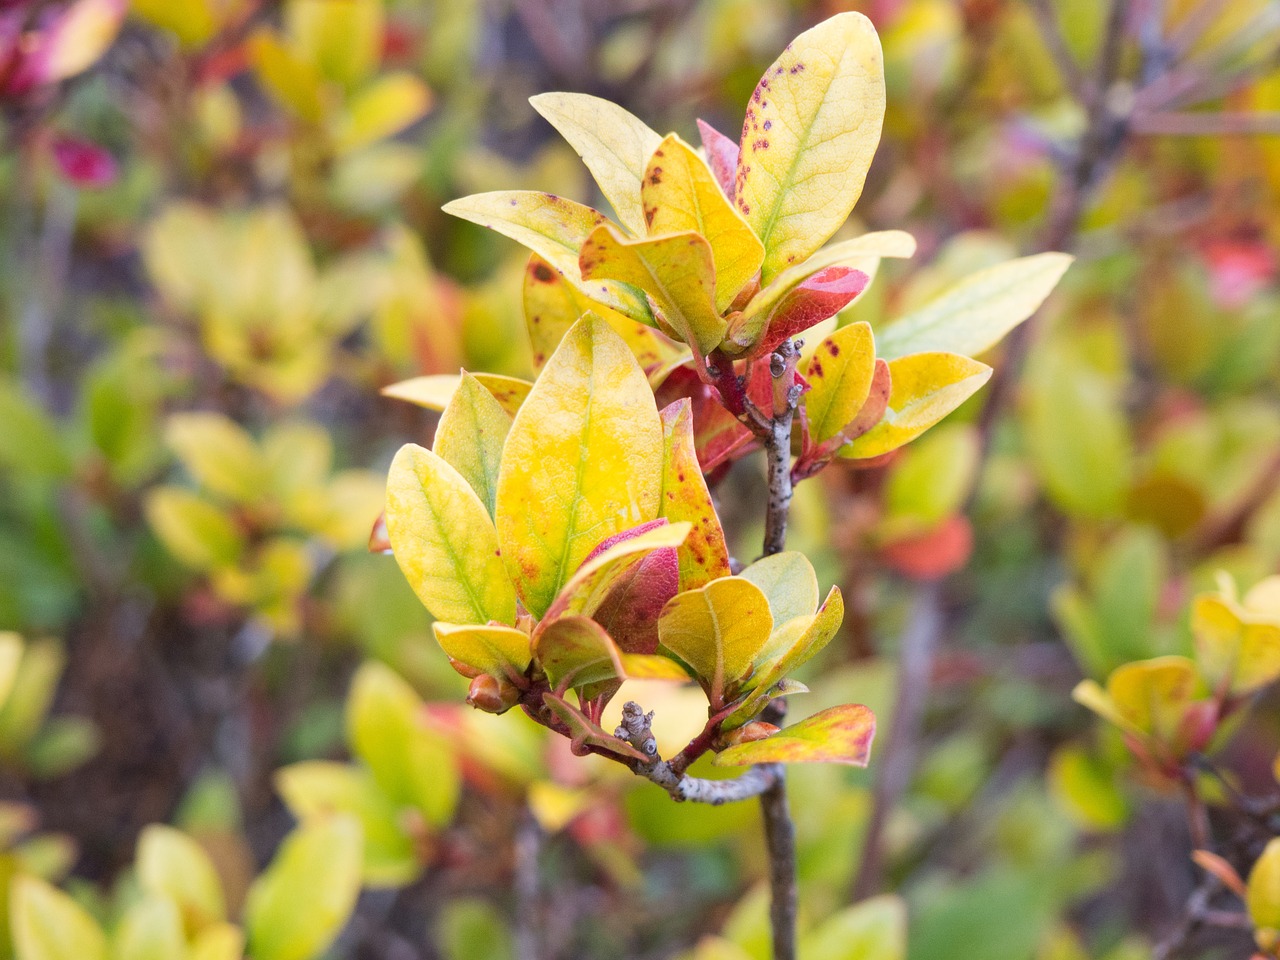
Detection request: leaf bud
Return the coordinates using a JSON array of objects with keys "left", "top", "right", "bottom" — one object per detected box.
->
[{"left": 466, "top": 674, "right": 520, "bottom": 714}]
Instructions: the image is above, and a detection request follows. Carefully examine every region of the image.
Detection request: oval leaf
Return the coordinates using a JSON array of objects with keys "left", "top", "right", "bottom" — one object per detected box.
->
[
  {"left": 658, "top": 577, "right": 773, "bottom": 705},
  {"left": 433, "top": 371, "right": 511, "bottom": 518},
  {"left": 381, "top": 372, "right": 532, "bottom": 417},
  {"left": 804, "top": 321, "right": 877, "bottom": 444},
  {"left": 713, "top": 703, "right": 875, "bottom": 767},
  {"left": 11, "top": 875, "right": 107, "bottom": 960}
]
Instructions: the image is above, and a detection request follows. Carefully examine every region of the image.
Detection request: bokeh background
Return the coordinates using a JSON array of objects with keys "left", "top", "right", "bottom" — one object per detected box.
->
[{"left": 2, "top": 0, "right": 1280, "bottom": 958}]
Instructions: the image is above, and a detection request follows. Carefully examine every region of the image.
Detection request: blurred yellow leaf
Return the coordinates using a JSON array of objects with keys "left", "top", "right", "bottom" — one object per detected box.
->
[
  {"left": 11, "top": 874, "right": 106, "bottom": 960},
  {"left": 1249, "top": 838, "right": 1280, "bottom": 935},
  {"left": 144, "top": 488, "right": 244, "bottom": 571},
  {"left": 1073, "top": 655, "right": 1204, "bottom": 743},
  {"left": 111, "top": 895, "right": 187, "bottom": 960},
  {"left": 44, "top": 0, "right": 126, "bottom": 83},
  {"left": 1192, "top": 593, "right": 1280, "bottom": 697},
  {"left": 245, "top": 815, "right": 363, "bottom": 960},
  {"left": 714, "top": 703, "right": 875, "bottom": 767},
  {"left": 0, "top": 640, "right": 64, "bottom": 756},
  {"left": 495, "top": 316, "right": 663, "bottom": 617},
  {"left": 189, "top": 924, "right": 244, "bottom": 960},
  {"left": 248, "top": 30, "right": 327, "bottom": 123},
  {"left": 433, "top": 371, "right": 511, "bottom": 519},
  {"left": 658, "top": 577, "right": 773, "bottom": 704},
  {"left": 285, "top": 0, "right": 383, "bottom": 89},
  {"left": 334, "top": 73, "right": 432, "bottom": 154},
  {"left": 799, "top": 894, "right": 906, "bottom": 960},
  {"left": 737, "top": 13, "right": 886, "bottom": 283},
  {"left": 804, "top": 321, "right": 877, "bottom": 444},
  {"left": 529, "top": 92, "right": 663, "bottom": 236},
  {"left": 165, "top": 413, "right": 267, "bottom": 504},
  {"left": 130, "top": 0, "right": 217, "bottom": 48},
  {"left": 0, "top": 633, "right": 25, "bottom": 714},
  {"left": 136, "top": 825, "right": 225, "bottom": 935},
  {"left": 385, "top": 444, "right": 516, "bottom": 625}
]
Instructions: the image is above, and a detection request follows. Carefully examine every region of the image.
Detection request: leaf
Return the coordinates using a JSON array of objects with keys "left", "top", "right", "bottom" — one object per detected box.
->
[
  {"left": 1192, "top": 595, "right": 1280, "bottom": 697},
  {"left": 696, "top": 119, "right": 739, "bottom": 199},
  {"left": 882, "top": 423, "right": 979, "bottom": 531},
  {"left": 535, "top": 616, "right": 625, "bottom": 692},
  {"left": 1074, "top": 656, "right": 1203, "bottom": 743},
  {"left": 0, "top": 633, "right": 22, "bottom": 712},
  {"left": 523, "top": 255, "right": 680, "bottom": 372},
  {"left": 189, "top": 925, "right": 244, "bottom": 960},
  {"left": 164, "top": 412, "right": 266, "bottom": 503},
  {"left": 799, "top": 895, "right": 906, "bottom": 960},
  {"left": 641, "top": 135, "right": 763, "bottom": 311},
  {"left": 585, "top": 547, "right": 679, "bottom": 656},
  {"left": 248, "top": 29, "right": 325, "bottom": 122},
  {"left": 729, "top": 267, "right": 868, "bottom": 356},
  {"left": 443, "top": 191, "right": 610, "bottom": 277},
  {"left": 111, "top": 895, "right": 187, "bottom": 960},
  {"left": 877, "top": 253, "right": 1073, "bottom": 360},
  {"left": 0, "top": 379, "right": 72, "bottom": 477},
  {"left": 131, "top": 0, "right": 217, "bottom": 48},
  {"left": 1249, "top": 838, "right": 1280, "bottom": 932},
  {"left": 144, "top": 488, "right": 244, "bottom": 571},
  {"left": 284, "top": 0, "right": 381, "bottom": 89},
  {"left": 803, "top": 321, "right": 877, "bottom": 443},
  {"left": 725, "top": 587, "right": 844, "bottom": 730},
  {"left": 841, "top": 353, "right": 991, "bottom": 459},
  {"left": 136, "top": 825, "right": 225, "bottom": 934},
  {"left": 11, "top": 875, "right": 107, "bottom": 960},
  {"left": 432, "top": 372, "right": 511, "bottom": 519},
  {"left": 334, "top": 72, "right": 432, "bottom": 154},
  {"left": 381, "top": 372, "right": 532, "bottom": 417},
  {"left": 658, "top": 577, "right": 773, "bottom": 704},
  {"left": 0, "top": 639, "right": 64, "bottom": 753},
  {"left": 658, "top": 400, "right": 730, "bottom": 590},
  {"left": 738, "top": 552, "right": 819, "bottom": 629},
  {"left": 579, "top": 226, "right": 724, "bottom": 356},
  {"left": 245, "top": 816, "right": 363, "bottom": 960},
  {"left": 529, "top": 93, "right": 663, "bottom": 236},
  {"left": 346, "top": 662, "right": 460, "bottom": 828},
  {"left": 542, "top": 693, "right": 648, "bottom": 762},
  {"left": 432, "top": 622, "right": 532, "bottom": 679},
  {"left": 385, "top": 443, "right": 517, "bottom": 625},
  {"left": 713, "top": 703, "right": 875, "bottom": 766},
  {"left": 40, "top": 0, "right": 126, "bottom": 83},
  {"left": 735, "top": 13, "right": 886, "bottom": 283},
  {"left": 495, "top": 316, "right": 664, "bottom": 618}
]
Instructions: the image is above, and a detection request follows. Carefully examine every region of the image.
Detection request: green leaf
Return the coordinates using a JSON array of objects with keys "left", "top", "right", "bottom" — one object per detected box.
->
[
  {"left": 529, "top": 92, "right": 662, "bottom": 237},
  {"left": 841, "top": 353, "right": 991, "bottom": 459},
  {"left": 0, "top": 639, "right": 64, "bottom": 754},
  {"left": 738, "top": 551, "right": 819, "bottom": 629},
  {"left": 736, "top": 13, "right": 886, "bottom": 283},
  {"left": 713, "top": 703, "right": 875, "bottom": 766},
  {"left": 803, "top": 322, "right": 877, "bottom": 444},
  {"left": 0, "top": 379, "right": 71, "bottom": 478},
  {"left": 534, "top": 616, "right": 625, "bottom": 692},
  {"left": 245, "top": 815, "right": 363, "bottom": 960},
  {"left": 284, "top": 0, "right": 381, "bottom": 88},
  {"left": 111, "top": 896, "right": 187, "bottom": 960},
  {"left": 876, "top": 253, "right": 1073, "bottom": 360},
  {"left": 881, "top": 423, "right": 979, "bottom": 532},
  {"left": 542, "top": 693, "right": 647, "bottom": 762},
  {"left": 658, "top": 577, "right": 773, "bottom": 705},
  {"left": 433, "top": 371, "right": 511, "bottom": 518},
  {"left": 10, "top": 875, "right": 106, "bottom": 960},
  {"left": 333, "top": 72, "right": 431, "bottom": 154},
  {"left": 641, "top": 134, "right": 764, "bottom": 311},
  {"left": 495, "top": 316, "right": 664, "bottom": 618},
  {"left": 579, "top": 226, "right": 724, "bottom": 356},
  {"left": 432, "top": 622, "right": 532, "bottom": 679},
  {"left": 799, "top": 894, "right": 906, "bottom": 960},
  {"left": 144, "top": 487, "right": 244, "bottom": 571},
  {"left": 385, "top": 443, "right": 517, "bottom": 626},
  {"left": 136, "top": 825, "right": 225, "bottom": 934}
]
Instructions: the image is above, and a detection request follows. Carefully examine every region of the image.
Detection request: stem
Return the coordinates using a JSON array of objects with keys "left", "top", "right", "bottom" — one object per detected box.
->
[
  {"left": 514, "top": 810, "right": 543, "bottom": 960},
  {"left": 761, "top": 770, "right": 798, "bottom": 960}
]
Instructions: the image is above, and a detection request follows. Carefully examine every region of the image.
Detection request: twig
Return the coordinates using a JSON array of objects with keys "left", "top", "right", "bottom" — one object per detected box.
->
[
  {"left": 1153, "top": 876, "right": 1223, "bottom": 960},
  {"left": 514, "top": 811, "right": 543, "bottom": 960},
  {"left": 1132, "top": 110, "right": 1280, "bottom": 135},
  {"left": 761, "top": 774, "right": 798, "bottom": 960}
]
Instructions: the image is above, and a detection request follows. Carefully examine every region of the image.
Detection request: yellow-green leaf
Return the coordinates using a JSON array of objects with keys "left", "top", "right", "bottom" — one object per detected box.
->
[
  {"left": 877, "top": 253, "right": 1073, "bottom": 360},
  {"left": 841, "top": 352, "right": 991, "bottom": 459},
  {"left": 658, "top": 401, "right": 730, "bottom": 590},
  {"left": 1249, "top": 838, "right": 1280, "bottom": 932},
  {"left": 165, "top": 412, "right": 266, "bottom": 503},
  {"left": 144, "top": 488, "right": 244, "bottom": 571},
  {"left": 385, "top": 443, "right": 517, "bottom": 625},
  {"left": 284, "top": 0, "right": 381, "bottom": 89},
  {"left": 245, "top": 815, "right": 363, "bottom": 960},
  {"left": 1191, "top": 594, "right": 1280, "bottom": 697},
  {"left": 738, "top": 551, "right": 819, "bottom": 629},
  {"left": 800, "top": 895, "right": 906, "bottom": 960},
  {"left": 381, "top": 372, "right": 532, "bottom": 417},
  {"left": 248, "top": 30, "right": 325, "bottom": 123},
  {"left": 495, "top": 316, "right": 663, "bottom": 618},
  {"left": 189, "top": 924, "right": 244, "bottom": 960},
  {"left": 641, "top": 135, "right": 764, "bottom": 311},
  {"left": 529, "top": 93, "right": 663, "bottom": 237},
  {"left": 803, "top": 322, "right": 877, "bottom": 444},
  {"left": 442, "top": 191, "right": 609, "bottom": 277},
  {"left": 111, "top": 895, "right": 187, "bottom": 960},
  {"left": 131, "top": 0, "right": 217, "bottom": 48},
  {"left": 11, "top": 875, "right": 106, "bottom": 960},
  {"left": 658, "top": 577, "right": 773, "bottom": 704},
  {"left": 136, "top": 825, "right": 225, "bottom": 934},
  {"left": 334, "top": 72, "right": 432, "bottom": 154},
  {"left": 1074, "top": 655, "right": 1203, "bottom": 742},
  {"left": 432, "top": 622, "right": 532, "bottom": 679},
  {"left": 534, "top": 616, "right": 625, "bottom": 692},
  {"left": 736, "top": 13, "right": 886, "bottom": 283},
  {"left": 579, "top": 226, "right": 724, "bottom": 356},
  {"left": 714, "top": 703, "right": 875, "bottom": 767},
  {"left": 433, "top": 371, "right": 511, "bottom": 518},
  {"left": 0, "top": 632, "right": 25, "bottom": 713}
]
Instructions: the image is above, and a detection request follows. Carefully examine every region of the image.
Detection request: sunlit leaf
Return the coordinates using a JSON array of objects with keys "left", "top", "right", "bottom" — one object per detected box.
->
[
  {"left": 641, "top": 134, "right": 763, "bottom": 311},
  {"left": 1192, "top": 594, "right": 1280, "bottom": 697},
  {"left": 111, "top": 895, "right": 186, "bottom": 960},
  {"left": 189, "top": 924, "right": 244, "bottom": 960},
  {"left": 11, "top": 875, "right": 106, "bottom": 960},
  {"left": 443, "top": 191, "right": 609, "bottom": 277},
  {"left": 736, "top": 13, "right": 886, "bottom": 283},
  {"left": 381, "top": 372, "right": 532, "bottom": 417},
  {"left": 495, "top": 316, "right": 663, "bottom": 617},
  {"left": 285, "top": 0, "right": 382, "bottom": 89},
  {"left": 137, "top": 825, "right": 225, "bottom": 934},
  {"left": 714, "top": 703, "right": 875, "bottom": 766},
  {"left": 433, "top": 371, "right": 511, "bottom": 518},
  {"left": 657, "top": 400, "right": 730, "bottom": 590},
  {"left": 658, "top": 577, "right": 773, "bottom": 704},
  {"left": 385, "top": 443, "right": 517, "bottom": 625},
  {"left": 41, "top": 0, "right": 126, "bottom": 83},
  {"left": 841, "top": 352, "right": 991, "bottom": 459},
  {"left": 877, "top": 253, "right": 1073, "bottom": 359},
  {"left": 529, "top": 93, "right": 663, "bottom": 236},
  {"left": 432, "top": 623, "right": 532, "bottom": 679},
  {"left": 248, "top": 29, "right": 325, "bottom": 123},
  {"left": 803, "top": 321, "right": 877, "bottom": 444}
]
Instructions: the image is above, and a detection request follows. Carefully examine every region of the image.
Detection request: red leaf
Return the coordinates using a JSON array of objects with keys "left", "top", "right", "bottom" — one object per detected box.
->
[
  {"left": 52, "top": 136, "right": 118, "bottom": 188},
  {"left": 588, "top": 546, "right": 679, "bottom": 654},
  {"left": 696, "top": 118, "right": 739, "bottom": 200},
  {"left": 751, "top": 266, "right": 869, "bottom": 358},
  {"left": 879, "top": 514, "right": 973, "bottom": 581},
  {"left": 583, "top": 518, "right": 670, "bottom": 565}
]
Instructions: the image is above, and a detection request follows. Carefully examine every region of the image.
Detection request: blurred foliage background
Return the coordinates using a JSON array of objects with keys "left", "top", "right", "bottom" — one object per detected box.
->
[{"left": 1, "top": 0, "right": 1280, "bottom": 958}]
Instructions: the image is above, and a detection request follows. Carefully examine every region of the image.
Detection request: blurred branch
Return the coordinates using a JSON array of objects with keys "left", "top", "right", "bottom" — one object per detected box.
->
[
  {"left": 1132, "top": 110, "right": 1280, "bottom": 135},
  {"left": 1027, "top": 0, "right": 1086, "bottom": 98},
  {"left": 515, "top": 810, "right": 544, "bottom": 960}
]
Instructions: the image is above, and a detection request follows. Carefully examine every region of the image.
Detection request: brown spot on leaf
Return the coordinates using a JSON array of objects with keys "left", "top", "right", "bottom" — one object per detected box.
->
[
  {"left": 531, "top": 262, "right": 555, "bottom": 283},
  {"left": 827, "top": 342, "right": 840, "bottom": 356}
]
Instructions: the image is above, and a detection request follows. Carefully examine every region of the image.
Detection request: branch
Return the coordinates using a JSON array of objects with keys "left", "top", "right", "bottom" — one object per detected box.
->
[
  {"left": 1132, "top": 110, "right": 1280, "bottom": 135},
  {"left": 1027, "top": 0, "right": 1086, "bottom": 98}
]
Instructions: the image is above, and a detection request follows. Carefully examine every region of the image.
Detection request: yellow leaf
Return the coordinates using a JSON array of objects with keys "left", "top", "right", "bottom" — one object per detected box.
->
[
  {"left": 111, "top": 895, "right": 187, "bottom": 960},
  {"left": 529, "top": 92, "right": 663, "bottom": 236},
  {"left": 144, "top": 488, "right": 244, "bottom": 571},
  {"left": 0, "top": 632, "right": 25, "bottom": 713},
  {"left": 443, "top": 191, "right": 609, "bottom": 278},
  {"left": 245, "top": 816, "right": 363, "bottom": 960},
  {"left": 641, "top": 135, "right": 763, "bottom": 311},
  {"left": 248, "top": 30, "right": 326, "bottom": 123},
  {"left": 131, "top": 0, "right": 217, "bottom": 48},
  {"left": 495, "top": 316, "right": 663, "bottom": 618},
  {"left": 803, "top": 321, "right": 877, "bottom": 443},
  {"left": 658, "top": 401, "right": 730, "bottom": 590},
  {"left": 1251, "top": 837, "right": 1280, "bottom": 934},
  {"left": 189, "top": 924, "right": 244, "bottom": 960},
  {"left": 877, "top": 253, "right": 1073, "bottom": 360},
  {"left": 384, "top": 444, "right": 517, "bottom": 625},
  {"left": 44, "top": 0, "right": 126, "bottom": 82},
  {"left": 334, "top": 72, "right": 432, "bottom": 154},
  {"left": 1192, "top": 594, "right": 1280, "bottom": 697},
  {"left": 1101, "top": 656, "right": 1203, "bottom": 742},
  {"left": 381, "top": 372, "right": 532, "bottom": 417},
  {"left": 165, "top": 412, "right": 267, "bottom": 503},
  {"left": 285, "top": 0, "right": 382, "bottom": 89},
  {"left": 433, "top": 372, "right": 511, "bottom": 519},
  {"left": 11, "top": 874, "right": 106, "bottom": 960},
  {"left": 841, "top": 352, "right": 991, "bottom": 459},
  {"left": 579, "top": 225, "right": 724, "bottom": 356},
  {"left": 137, "top": 825, "right": 225, "bottom": 934},
  {"left": 800, "top": 895, "right": 906, "bottom": 960},
  {"left": 713, "top": 703, "right": 875, "bottom": 766},
  {"left": 736, "top": 13, "right": 886, "bottom": 283},
  {"left": 431, "top": 623, "right": 532, "bottom": 678},
  {"left": 657, "top": 577, "right": 774, "bottom": 705}
]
